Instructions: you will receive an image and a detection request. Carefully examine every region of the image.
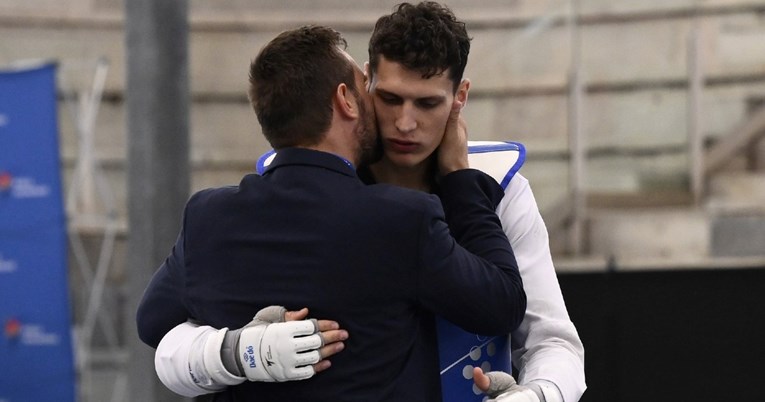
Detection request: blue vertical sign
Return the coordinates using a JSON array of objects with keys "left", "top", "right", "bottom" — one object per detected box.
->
[{"left": 0, "top": 63, "right": 75, "bottom": 402}]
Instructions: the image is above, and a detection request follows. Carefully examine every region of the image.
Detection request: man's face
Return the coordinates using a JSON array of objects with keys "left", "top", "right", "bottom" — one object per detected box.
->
[{"left": 368, "top": 56, "right": 455, "bottom": 169}]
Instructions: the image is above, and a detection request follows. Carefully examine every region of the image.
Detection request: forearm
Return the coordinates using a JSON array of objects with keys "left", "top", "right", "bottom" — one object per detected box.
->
[
  {"left": 153, "top": 308, "right": 341, "bottom": 398},
  {"left": 155, "top": 322, "right": 245, "bottom": 398},
  {"left": 438, "top": 168, "right": 507, "bottom": 245},
  {"left": 511, "top": 262, "right": 586, "bottom": 401},
  {"left": 519, "top": 357, "right": 584, "bottom": 402},
  {"left": 511, "top": 257, "right": 585, "bottom": 402},
  {"left": 499, "top": 179, "right": 586, "bottom": 401},
  {"left": 513, "top": 288, "right": 584, "bottom": 400},
  {"left": 427, "top": 169, "right": 526, "bottom": 334}
]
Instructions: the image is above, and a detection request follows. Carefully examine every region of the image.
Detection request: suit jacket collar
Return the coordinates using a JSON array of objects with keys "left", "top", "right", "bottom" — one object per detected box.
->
[{"left": 264, "top": 147, "right": 357, "bottom": 178}]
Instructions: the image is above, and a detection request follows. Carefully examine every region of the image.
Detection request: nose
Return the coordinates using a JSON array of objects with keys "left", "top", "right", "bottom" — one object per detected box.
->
[{"left": 395, "top": 104, "right": 417, "bottom": 134}]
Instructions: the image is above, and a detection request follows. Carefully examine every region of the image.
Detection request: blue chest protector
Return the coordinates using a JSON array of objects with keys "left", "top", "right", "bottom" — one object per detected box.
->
[{"left": 256, "top": 141, "right": 526, "bottom": 401}]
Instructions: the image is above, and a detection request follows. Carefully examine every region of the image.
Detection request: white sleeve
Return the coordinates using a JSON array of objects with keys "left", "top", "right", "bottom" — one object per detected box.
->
[
  {"left": 497, "top": 174, "right": 587, "bottom": 402},
  {"left": 155, "top": 322, "right": 245, "bottom": 398}
]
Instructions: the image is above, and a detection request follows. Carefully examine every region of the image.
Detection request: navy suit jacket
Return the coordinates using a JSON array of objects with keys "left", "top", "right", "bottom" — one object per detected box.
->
[{"left": 137, "top": 147, "right": 525, "bottom": 402}]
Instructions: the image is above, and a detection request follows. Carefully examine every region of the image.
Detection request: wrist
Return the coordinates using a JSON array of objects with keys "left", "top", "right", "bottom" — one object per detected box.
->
[
  {"left": 221, "top": 328, "right": 243, "bottom": 377},
  {"left": 438, "top": 158, "right": 469, "bottom": 175},
  {"left": 525, "top": 380, "right": 563, "bottom": 402},
  {"left": 203, "top": 328, "right": 246, "bottom": 385}
]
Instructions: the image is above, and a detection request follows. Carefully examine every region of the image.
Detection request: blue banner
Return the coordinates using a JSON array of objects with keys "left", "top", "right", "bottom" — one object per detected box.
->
[{"left": 0, "top": 63, "right": 75, "bottom": 402}]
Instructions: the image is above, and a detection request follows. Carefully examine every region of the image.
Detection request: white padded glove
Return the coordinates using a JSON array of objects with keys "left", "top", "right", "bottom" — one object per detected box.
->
[
  {"left": 219, "top": 306, "right": 324, "bottom": 382},
  {"left": 485, "top": 372, "right": 557, "bottom": 402}
]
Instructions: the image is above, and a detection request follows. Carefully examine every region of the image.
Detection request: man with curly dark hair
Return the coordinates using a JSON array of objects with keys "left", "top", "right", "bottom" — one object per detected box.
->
[
  {"left": 362, "top": 3, "right": 586, "bottom": 402},
  {"left": 369, "top": 2, "right": 470, "bottom": 90}
]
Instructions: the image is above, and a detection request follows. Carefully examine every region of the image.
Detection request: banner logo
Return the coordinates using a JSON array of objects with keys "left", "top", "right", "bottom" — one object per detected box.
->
[
  {"left": 0, "top": 254, "right": 18, "bottom": 273},
  {"left": 11, "top": 176, "right": 50, "bottom": 199},
  {"left": 4, "top": 317, "right": 21, "bottom": 340},
  {"left": 0, "top": 171, "right": 11, "bottom": 194}
]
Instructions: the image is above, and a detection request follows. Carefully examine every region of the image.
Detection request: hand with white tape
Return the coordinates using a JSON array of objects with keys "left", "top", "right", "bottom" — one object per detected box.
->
[
  {"left": 218, "top": 306, "right": 348, "bottom": 382},
  {"left": 473, "top": 367, "right": 558, "bottom": 402}
]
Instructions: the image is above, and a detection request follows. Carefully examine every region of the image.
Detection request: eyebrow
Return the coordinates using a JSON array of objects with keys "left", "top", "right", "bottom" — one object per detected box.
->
[{"left": 374, "top": 88, "right": 446, "bottom": 103}]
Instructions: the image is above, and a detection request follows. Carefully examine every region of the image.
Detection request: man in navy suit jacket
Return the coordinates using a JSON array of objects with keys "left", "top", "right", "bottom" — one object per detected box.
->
[{"left": 136, "top": 26, "right": 525, "bottom": 401}]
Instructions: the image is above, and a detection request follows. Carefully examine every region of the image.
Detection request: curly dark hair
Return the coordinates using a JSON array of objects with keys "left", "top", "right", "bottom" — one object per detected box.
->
[
  {"left": 249, "top": 25, "right": 358, "bottom": 149},
  {"left": 368, "top": 2, "right": 471, "bottom": 92}
]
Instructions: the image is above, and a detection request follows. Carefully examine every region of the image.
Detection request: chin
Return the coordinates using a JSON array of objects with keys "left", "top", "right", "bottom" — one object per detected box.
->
[{"left": 387, "top": 153, "right": 427, "bottom": 168}]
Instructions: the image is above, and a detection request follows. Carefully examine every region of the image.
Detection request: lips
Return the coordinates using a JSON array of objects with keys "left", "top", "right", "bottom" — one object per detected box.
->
[{"left": 386, "top": 138, "right": 419, "bottom": 153}]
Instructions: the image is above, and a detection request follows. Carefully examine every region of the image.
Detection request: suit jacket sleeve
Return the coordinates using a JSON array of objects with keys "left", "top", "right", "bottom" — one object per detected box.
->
[
  {"left": 136, "top": 225, "right": 193, "bottom": 349},
  {"left": 418, "top": 169, "right": 526, "bottom": 335}
]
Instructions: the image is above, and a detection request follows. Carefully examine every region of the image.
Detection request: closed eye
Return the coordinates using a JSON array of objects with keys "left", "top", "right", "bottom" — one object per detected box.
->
[
  {"left": 417, "top": 96, "right": 444, "bottom": 109},
  {"left": 416, "top": 98, "right": 443, "bottom": 109},
  {"left": 376, "top": 91, "right": 403, "bottom": 105}
]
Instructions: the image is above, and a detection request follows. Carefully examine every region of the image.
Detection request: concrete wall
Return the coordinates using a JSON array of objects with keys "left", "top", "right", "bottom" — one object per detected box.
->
[
  {"left": 4, "top": 4, "right": 765, "bottom": 400},
  {"left": 2, "top": 0, "right": 765, "bottom": 233}
]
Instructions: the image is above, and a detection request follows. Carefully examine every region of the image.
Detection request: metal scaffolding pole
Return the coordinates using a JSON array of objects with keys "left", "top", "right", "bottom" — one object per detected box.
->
[
  {"left": 567, "top": 0, "right": 587, "bottom": 255},
  {"left": 688, "top": 15, "right": 705, "bottom": 205},
  {"left": 124, "top": 0, "right": 190, "bottom": 401}
]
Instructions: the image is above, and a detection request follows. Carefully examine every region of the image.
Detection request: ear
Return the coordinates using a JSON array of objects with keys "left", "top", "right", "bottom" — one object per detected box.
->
[
  {"left": 334, "top": 83, "right": 360, "bottom": 120},
  {"left": 455, "top": 78, "right": 470, "bottom": 108}
]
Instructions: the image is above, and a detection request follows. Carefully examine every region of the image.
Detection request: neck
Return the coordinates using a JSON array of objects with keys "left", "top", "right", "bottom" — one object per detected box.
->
[
  {"left": 369, "top": 155, "right": 435, "bottom": 192},
  {"left": 305, "top": 127, "right": 360, "bottom": 167},
  {"left": 306, "top": 144, "right": 357, "bottom": 167}
]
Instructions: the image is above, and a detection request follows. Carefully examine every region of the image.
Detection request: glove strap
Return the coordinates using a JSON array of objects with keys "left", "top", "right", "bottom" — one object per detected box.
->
[
  {"left": 202, "top": 328, "right": 246, "bottom": 385},
  {"left": 221, "top": 327, "right": 243, "bottom": 376},
  {"left": 237, "top": 324, "right": 274, "bottom": 382}
]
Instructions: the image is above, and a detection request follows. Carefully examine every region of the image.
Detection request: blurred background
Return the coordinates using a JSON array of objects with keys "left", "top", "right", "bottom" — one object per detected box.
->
[{"left": 1, "top": 0, "right": 764, "bottom": 401}]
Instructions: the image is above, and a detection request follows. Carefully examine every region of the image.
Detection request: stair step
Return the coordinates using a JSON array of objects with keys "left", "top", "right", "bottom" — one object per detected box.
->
[
  {"left": 588, "top": 208, "right": 709, "bottom": 261},
  {"left": 587, "top": 190, "right": 694, "bottom": 209},
  {"left": 711, "top": 213, "right": 765, "bottom": 257}
]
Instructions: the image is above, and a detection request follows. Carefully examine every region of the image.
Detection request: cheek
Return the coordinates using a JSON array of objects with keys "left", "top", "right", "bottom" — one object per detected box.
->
[
  {"left": 424, "top": 111, "right": 450, "bottom": 144},
  {"left": 373, "top": 101, "right": 396, "bottom": 128},
  {"left": 424, "top": 131, "right": 445, "bottom": 153},
  {"left": 419, "top": 125, "right": 446, "bottom": 155}
]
